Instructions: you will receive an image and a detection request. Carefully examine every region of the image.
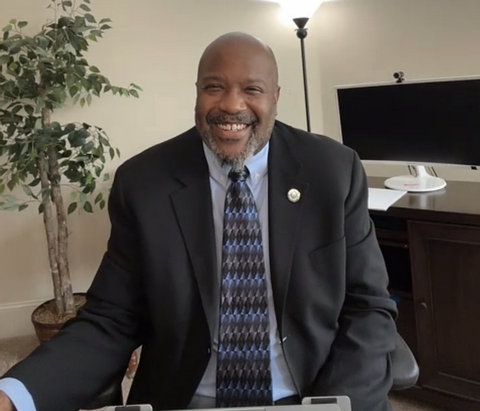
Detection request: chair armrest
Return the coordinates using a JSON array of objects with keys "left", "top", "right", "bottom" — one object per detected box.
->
[{"left": 391, "top": 332, "right": 419, "bottom": 390}]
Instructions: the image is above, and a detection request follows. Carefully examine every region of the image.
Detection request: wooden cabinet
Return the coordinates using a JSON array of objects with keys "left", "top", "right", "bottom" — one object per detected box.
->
[
  {"left": 409, "top": 221, "right": 480, "bottom": 405},
  {"left": 369, "top": 178, "right": 480, "bottom": 410}
]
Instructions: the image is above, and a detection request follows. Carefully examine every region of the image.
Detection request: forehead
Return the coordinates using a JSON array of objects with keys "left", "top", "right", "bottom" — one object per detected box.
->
[{"left": 197, "top": 40, "right": 277, "bottom": 84}]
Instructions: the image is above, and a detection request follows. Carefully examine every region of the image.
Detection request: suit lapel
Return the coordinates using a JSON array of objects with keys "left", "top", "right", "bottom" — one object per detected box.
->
[
  {"left": 170, "top": 131, "right": 218, "bottom": 339},
  {"left": 268, "top": 127, "right": 310, "bottom": 334}
]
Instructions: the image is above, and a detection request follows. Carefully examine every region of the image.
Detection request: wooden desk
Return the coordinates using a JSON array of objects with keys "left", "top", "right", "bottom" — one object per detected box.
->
[{"left": 369, "top": 177, "right": 480, "bottom": 411}]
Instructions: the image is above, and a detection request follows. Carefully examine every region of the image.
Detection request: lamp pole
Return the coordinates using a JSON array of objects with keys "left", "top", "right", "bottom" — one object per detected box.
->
[{"left": 293, "top": 17, "right": 311, "bottom": 132}]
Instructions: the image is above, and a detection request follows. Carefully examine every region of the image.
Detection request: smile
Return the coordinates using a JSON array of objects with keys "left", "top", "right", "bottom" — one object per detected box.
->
[{"left": 216, "top": 123, "right": 249, "bottom": 132}]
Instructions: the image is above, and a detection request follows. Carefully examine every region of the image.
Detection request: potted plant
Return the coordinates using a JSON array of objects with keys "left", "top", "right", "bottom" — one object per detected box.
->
[{"left": 0, "top": 0, "right": 141, "bottom": 340}]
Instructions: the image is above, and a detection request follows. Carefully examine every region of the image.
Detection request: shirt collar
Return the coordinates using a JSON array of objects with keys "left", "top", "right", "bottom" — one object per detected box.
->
[{"left": 202, "top": 141, "right": 269, "bottom": 188}]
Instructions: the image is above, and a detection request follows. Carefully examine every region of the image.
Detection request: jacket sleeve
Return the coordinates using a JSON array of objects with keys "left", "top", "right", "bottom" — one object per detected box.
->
[
  {"left": 3, "top": 166, "right": 146, "bottom": 411},
  {"left": 310, "top": 152, "right": 398, "bottom": 411}
]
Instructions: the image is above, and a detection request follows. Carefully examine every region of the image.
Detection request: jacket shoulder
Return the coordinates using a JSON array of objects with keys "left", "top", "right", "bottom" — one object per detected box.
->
[
  {"left": 114, "top": 127, "right": 203, "bottom": 181},
  {"left": 273, "top": 121, "right": 357, "bottom": 163}
]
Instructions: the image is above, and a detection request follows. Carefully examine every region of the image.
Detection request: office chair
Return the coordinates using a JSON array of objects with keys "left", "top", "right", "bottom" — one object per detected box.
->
[
  {"left": 81, "top": 332, "right": 419, "bottom": 409},
  {"left": 82, "top": 351, "right": 138, "bottom": 410},
  {"left": 391, "top": 332, "right": 419, "bottom": 390},
  {"left": 82, "top": 374, "right": 124, "bottom": 410}
]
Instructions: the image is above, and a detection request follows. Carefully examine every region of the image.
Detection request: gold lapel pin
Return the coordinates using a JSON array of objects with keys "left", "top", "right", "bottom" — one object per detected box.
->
[{"left": 287, "top": 188, "right": 301, "bottom": 203}]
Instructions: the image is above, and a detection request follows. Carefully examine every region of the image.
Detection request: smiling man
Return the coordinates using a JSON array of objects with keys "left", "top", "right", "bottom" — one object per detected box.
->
[
  {"left": 195, "top": 32, "right": 280, "bottom": 170},
  {"left": 0, "top": 32, "right": 397, "bottom": 411}
]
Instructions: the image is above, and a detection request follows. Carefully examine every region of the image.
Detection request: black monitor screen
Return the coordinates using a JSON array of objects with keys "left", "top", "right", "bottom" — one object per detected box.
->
[{"left": 337, "top": 78, "right": 480, "bottom": 166}]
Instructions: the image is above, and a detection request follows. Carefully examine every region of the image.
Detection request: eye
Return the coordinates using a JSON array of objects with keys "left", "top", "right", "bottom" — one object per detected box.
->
[
  {"left": 245, "top": 86, "right": 263, "bottom": 94},
  {"left": 202, "top": 83, "right": 223, "bottom": 92}
]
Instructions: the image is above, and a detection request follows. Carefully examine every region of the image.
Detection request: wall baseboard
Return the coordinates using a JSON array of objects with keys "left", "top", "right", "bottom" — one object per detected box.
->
[{"left": 0, "top": 299, "right": 45, "bottom": 339}]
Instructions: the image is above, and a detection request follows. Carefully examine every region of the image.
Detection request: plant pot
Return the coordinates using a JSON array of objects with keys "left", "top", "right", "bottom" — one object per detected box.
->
[{"left": 31, "top": 293, "right": 87, "bottom": 343}]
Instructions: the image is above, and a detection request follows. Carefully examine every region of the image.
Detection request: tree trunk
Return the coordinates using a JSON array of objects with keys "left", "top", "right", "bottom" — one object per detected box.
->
[
  {"left": 39, "top": 107, "right": 75, "bottom": 317},
  {"left": 48, "top": 144, "right": 74, "bottom": 316},
  {"left": 37, "top": 151, "right": 62, "bottom": 313}
]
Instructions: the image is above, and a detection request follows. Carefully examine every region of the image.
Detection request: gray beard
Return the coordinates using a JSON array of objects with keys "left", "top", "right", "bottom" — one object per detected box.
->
[
  {"left": 207, "top": 130, "right": 259, "bottom": 172},
  {"left": 222, "top": 157, "right": 248, "bottom": 173}
]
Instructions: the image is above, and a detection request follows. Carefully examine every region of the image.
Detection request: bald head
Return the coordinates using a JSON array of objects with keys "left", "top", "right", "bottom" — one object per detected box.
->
[{"left": 197, "top": 32, "right": 279, "bottom": 86}]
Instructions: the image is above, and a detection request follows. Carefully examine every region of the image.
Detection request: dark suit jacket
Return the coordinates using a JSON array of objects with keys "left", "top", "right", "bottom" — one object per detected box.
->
[{"left": 5, "top": 121, "right": 397, "bottom": 411}]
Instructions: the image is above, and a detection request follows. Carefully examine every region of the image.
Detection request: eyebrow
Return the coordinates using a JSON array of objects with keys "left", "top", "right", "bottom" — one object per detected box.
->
[
  {"left": 197, "top": 75, "right": 223, "bottom": 83},
  {"left": 198, "top": 75, "right": 268, "bottom": 86}
]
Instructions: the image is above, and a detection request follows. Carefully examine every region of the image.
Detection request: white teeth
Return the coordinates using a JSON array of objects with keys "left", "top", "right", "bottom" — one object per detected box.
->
[{"left": 217, "top": 123, "right": 247, "bottom": 132}]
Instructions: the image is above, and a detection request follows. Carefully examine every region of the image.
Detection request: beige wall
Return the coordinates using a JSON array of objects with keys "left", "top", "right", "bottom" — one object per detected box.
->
[{"left": 1, "top": 0, "right": 480, "bottom": 338}]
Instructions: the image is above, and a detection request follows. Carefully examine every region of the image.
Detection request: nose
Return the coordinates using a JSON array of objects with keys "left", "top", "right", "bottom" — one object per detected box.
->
[{"left": 218, "top": 88, "right": 247, "bottom": 114}]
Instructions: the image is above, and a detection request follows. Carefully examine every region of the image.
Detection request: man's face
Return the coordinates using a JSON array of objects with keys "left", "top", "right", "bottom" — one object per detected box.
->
[{"left": 195, "top": 39, "right": 280, "bottom": 169}]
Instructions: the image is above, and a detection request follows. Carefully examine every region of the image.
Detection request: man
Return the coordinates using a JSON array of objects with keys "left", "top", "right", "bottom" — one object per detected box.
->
[{"left": 0, "top": 32, "right": 397, "bottom": 411}]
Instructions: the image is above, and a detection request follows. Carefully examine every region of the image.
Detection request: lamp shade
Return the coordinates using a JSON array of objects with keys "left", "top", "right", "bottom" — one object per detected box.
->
[{"left": 279, "top": 0, "right": 324, "bottom": 20}]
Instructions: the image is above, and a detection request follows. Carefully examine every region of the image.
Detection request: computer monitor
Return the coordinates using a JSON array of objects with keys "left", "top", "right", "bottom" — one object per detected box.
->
[{"left": 336, "top": 76, "right": 480, "bottom": 192}]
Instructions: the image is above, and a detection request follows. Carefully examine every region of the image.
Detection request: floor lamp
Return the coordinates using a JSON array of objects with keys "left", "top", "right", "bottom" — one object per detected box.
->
[
  {"left": 293, "top": 17, "right": 311, "bottom": 132},
  {"left": 281, "top": 1, "right": 323, "bottom": 133}
]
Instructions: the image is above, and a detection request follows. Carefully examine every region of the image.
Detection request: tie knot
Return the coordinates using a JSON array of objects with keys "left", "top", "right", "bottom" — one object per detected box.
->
[{"left": 228, "top": 167, "right": 249, "bottom": 183}]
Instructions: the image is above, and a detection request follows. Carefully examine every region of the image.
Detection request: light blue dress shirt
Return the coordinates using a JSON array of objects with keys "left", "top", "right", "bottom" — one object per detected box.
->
[
  {"left": 0, "top": 141, "right": 297, "bottom": 410},
  {"left": 0, "top": 377, "right": 35, "bottom": 411}
]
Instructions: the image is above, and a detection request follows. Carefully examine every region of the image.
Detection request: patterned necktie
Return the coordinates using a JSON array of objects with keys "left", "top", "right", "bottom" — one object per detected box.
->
[{"left": 216, "top": 167, "right": 272, "bottom": 407}]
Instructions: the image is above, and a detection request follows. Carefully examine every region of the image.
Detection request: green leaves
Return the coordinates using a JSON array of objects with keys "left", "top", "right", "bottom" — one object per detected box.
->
[
  {"left": 0, "top": 0, "right": 140, "bottom": 217},
  {"left": 67, "top": 201, "right": 77, "bottom": 213},
  {"left": 0, "top": 193, "right": 28, "bottom": 211},
  {"left": 0, "top": 116, "right": 118, "bottom": 213},
  {"left": 79, "top": 3, "right": 91, "bottom": 12},
  {"left": 68, "top": 127, "right": 88, "bottom": 147}
]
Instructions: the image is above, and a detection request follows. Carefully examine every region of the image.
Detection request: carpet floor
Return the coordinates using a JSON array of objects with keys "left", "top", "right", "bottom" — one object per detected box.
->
[{"left": 0, "top": 335, "right": 445, "bottom": 411}]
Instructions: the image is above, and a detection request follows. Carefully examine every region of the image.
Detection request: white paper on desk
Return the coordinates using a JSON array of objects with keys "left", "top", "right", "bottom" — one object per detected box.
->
[{"left": 368, "top": 188, "right": 407, "bottom": 211}]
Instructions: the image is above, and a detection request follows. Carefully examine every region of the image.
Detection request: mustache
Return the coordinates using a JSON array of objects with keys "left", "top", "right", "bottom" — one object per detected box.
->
[{"left": 206, "top": 112, "right": 257, "bottom": 125}]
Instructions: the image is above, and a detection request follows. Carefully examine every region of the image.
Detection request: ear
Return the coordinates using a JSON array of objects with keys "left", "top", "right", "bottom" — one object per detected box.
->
[{"left": 274, "top": 86, "right": 281, "bottom": 103}]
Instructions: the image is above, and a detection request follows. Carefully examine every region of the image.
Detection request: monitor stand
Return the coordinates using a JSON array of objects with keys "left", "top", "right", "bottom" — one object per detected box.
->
[{"left": 384, "top": 165, "right": 447, "bottom": 192}]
